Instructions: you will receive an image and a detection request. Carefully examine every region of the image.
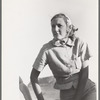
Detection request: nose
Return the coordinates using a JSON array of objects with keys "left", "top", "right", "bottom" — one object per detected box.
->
[{"left": 55, "top": 25, "right": 59, "bottom": 32}]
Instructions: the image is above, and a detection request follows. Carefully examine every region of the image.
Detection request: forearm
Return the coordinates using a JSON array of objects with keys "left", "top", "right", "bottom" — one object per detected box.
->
[
  {"left": 31, "top": 79, "right": 44, "bottom": 100},
  {"left": 74, "top": 66, "right": 88, "bottom": 100},
  {"left": 30, "top": 68, "right": 44, "bottom": 100}
]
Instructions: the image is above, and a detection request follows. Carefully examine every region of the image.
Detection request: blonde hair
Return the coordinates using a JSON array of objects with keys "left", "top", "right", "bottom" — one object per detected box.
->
[
  {"left": 51, "top": 13, "right": 78, "bottom": 40},
  {"left": 51, "top": 13, "right": 72, "bottom": 27}
]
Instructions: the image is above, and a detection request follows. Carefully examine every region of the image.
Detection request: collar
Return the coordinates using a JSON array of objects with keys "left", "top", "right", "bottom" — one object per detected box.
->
[{"left": 52, "top": 37, "right": 75, "bottom": 47}]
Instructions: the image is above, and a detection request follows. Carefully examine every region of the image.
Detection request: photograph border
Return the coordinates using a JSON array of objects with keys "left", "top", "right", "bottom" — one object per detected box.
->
[{"left": 1, "top": 0, "right": 99, "bottom": 100}]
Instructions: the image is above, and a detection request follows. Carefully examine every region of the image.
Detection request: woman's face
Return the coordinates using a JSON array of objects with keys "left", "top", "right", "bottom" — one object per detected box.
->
[{"left": 51, "top": 17, "right": 70, "bottom": 40}]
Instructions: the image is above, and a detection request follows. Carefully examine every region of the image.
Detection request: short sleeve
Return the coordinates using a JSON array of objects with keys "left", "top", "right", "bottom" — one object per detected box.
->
[
  {"left": 32, "top": 45, "right": 48, "bottom": 72},
  {"left": 79, "top": 42, "right": 92, "bottom": 62}
]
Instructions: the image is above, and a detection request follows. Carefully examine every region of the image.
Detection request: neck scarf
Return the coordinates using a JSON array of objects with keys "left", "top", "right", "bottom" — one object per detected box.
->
[{"left": 52, "top": 37, "right": 75, "bottom": 47}]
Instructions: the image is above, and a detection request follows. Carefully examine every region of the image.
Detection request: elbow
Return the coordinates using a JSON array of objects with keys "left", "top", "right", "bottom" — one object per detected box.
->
[
  {"left": 80, "top": 66, "right": 89, "bottom": 78},
  {"left": 30, "top": 68, "right": 40, "bottom": 83},
  {"left": 30, "top": 73, "right": 33, "bottom": 83},
  {"left": 30, "top": 72, "right": 36, "bottom": 83}
]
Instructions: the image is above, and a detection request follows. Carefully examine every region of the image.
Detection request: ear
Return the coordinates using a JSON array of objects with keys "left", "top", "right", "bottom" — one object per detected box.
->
[
  {"left": 69, "top": 25, "right": 72, "bottom": 29},
  {"left": 66, "top": 25, "right": 72, "bottom": 34}
]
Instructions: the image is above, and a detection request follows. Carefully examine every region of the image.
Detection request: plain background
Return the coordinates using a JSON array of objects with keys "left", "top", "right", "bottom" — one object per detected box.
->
[{"left": 2, "top": 0, "right": 98, "bottom": 100}]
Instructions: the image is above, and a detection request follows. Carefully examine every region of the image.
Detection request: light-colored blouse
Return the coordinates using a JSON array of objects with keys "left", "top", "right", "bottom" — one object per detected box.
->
[{"left": 33, "top": 37, "right": 91, "bottom": 90}]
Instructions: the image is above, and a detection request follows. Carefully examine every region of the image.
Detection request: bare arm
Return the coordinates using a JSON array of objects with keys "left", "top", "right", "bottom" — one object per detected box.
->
[
  {"left": 74, "top": 61, "right": 89, "bottom": 100},
  {"left": 30, "top": 68, "right": 44, "bottom": 100}
]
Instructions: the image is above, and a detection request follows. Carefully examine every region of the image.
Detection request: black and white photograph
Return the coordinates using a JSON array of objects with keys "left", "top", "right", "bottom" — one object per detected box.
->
[{"left": 2, "top": 0, "right": 98, "bottom": 100}]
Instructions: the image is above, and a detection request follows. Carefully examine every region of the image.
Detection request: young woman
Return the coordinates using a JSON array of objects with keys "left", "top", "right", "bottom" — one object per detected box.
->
[{"left": 30, "top": 13, "right": 96, "bottom": 100}]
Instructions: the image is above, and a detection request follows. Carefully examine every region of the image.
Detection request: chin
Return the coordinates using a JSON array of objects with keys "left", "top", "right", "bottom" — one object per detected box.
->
[{"left": 54, "top": 36, "right": 64, "bottom": 40}]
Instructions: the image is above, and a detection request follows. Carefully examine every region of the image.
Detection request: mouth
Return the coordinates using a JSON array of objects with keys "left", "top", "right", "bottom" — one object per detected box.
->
[
  {"left": 54, "top": 31, "right": 61, "bottom": 35},
  {"left": 52, "top": 31, "right": 62, "bottom": 39},
  {"left": 53, "top": 32, "right": 59, "bottom": 37}
]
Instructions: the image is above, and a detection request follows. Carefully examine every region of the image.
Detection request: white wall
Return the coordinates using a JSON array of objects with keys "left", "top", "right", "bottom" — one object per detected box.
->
[{"left": 2, "top": 0, "right": 98, "bottom": 100}]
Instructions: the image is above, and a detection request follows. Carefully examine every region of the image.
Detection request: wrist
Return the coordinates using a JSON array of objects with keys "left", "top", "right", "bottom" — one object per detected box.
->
[{"left": 37, "top": 93, "right": 44, "bottom": 100}]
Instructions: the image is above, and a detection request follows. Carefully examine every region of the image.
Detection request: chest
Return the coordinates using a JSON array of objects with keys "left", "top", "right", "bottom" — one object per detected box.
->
[{"left": 48, "top": 46, "right": 73, "bottom": 64}]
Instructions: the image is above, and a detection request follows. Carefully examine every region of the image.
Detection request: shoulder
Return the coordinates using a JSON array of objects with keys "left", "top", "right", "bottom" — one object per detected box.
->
[
  {"left": 74, "top": 37, "right": 87, "bottom": 47},
  {"left": 41, "top": 40, "right": 54, "bottom": 52},
  {"left": 73, "top": 37, "right": 89, "bottom": 55}
]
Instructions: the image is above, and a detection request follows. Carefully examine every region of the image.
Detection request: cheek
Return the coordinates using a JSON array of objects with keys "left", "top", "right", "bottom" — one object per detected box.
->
[
  {"left": 61, "top": 28, "right": 67, "bottom": 34},
  {"left": 66, "top": 27, "right": 69, "bottom": 32},
  {"left": 66, "top": 28, "right": 71, "bottom": 35}
]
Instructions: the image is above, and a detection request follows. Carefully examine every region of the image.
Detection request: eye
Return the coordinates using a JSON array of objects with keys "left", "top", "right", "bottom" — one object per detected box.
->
[{"left": 57, "top": 24, "right": 62, "bottom": 27}]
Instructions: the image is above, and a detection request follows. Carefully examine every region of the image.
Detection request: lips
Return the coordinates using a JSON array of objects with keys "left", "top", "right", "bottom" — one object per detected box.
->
[
  {"left": 53, "top": 31, "right": 60, "bottom": 35},
  {"left": 53, "top": 33, "right": 60, "bottom": 37}
]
